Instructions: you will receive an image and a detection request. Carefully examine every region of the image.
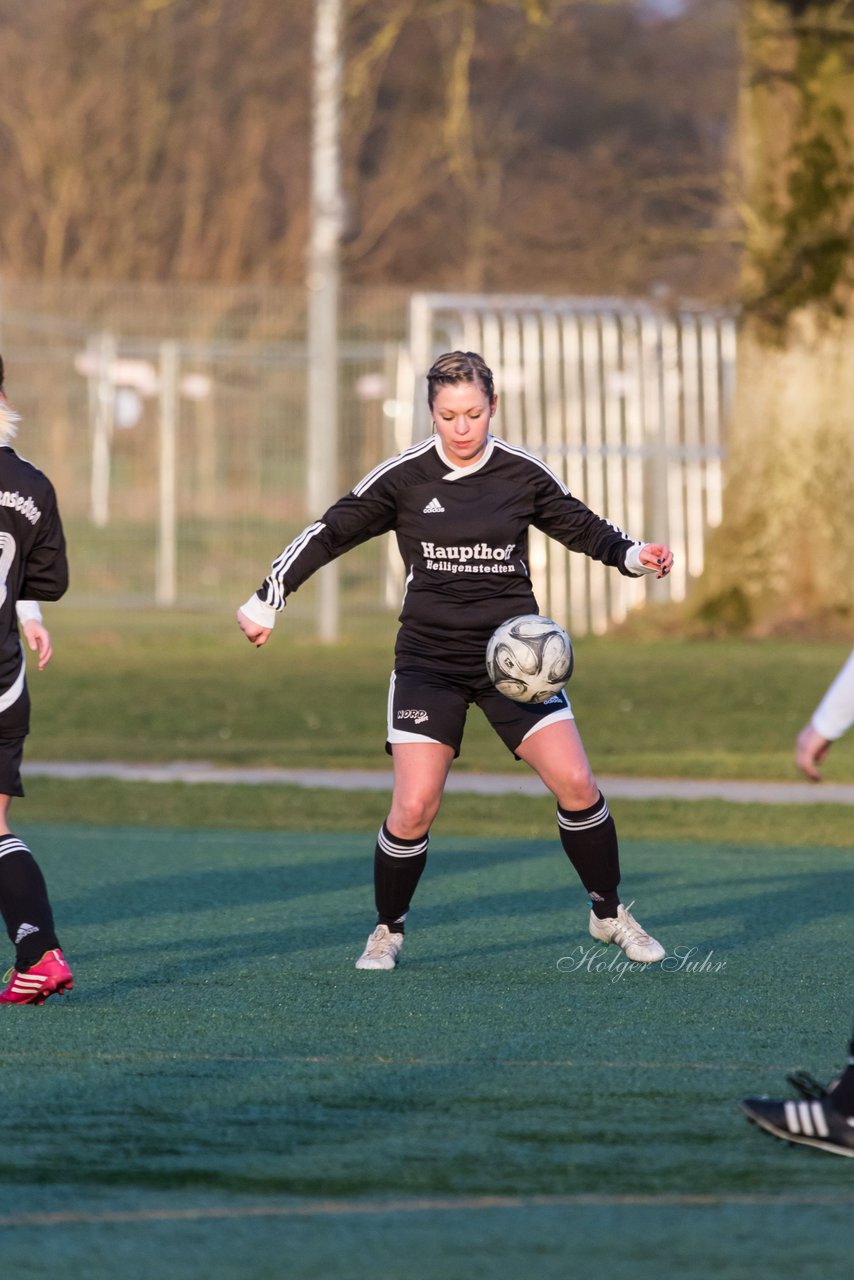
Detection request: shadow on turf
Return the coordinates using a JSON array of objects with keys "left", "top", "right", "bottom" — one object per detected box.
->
[
  {"left": 53, "top": 840, "right": 573, "bottom": 927},
  {"left": 48, "top": 838, "right": 854, "bottom": 999},
  {"left": 642, "top": 865, "right": 854, "bottom": 949},
  {"left": 62, "top": 908, "right": 596, "bottom": 1004},
  {"left": 53, "top": 845, "right": 610, "bottom": 999}
]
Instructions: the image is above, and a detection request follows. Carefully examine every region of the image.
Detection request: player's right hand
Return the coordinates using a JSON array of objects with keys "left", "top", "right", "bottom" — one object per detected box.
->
[
  {"left": 22, "top": 619, "right": 53, "bottom": 670},
  {"left": 236, "top": 608, "right": 272, "bottom": 648}
]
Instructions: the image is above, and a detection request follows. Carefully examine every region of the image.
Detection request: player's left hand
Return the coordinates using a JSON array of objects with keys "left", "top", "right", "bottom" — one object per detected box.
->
[
  {"left": 22, "top": 619, "right": 53, "bottom": 670},
  {"left": 795, "top": 722, "right": 831, "bottom": 782},
  {"left": 639, "top": 543, "right": 674, "bottom": 579}
]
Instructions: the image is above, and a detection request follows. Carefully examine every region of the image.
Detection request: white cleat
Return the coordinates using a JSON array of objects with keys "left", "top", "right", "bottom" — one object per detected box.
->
[
  {"left": 588, "top": 902, "right": 665, "bottom": 964},
  {"left": 355, "top": 924, "right": 404, "bottom": 971}
]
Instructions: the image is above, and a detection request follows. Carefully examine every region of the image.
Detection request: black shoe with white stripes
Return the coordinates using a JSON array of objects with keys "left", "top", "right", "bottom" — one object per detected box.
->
[{"left": 741, "top": 1075, "right": 854, "bottom": 1158}]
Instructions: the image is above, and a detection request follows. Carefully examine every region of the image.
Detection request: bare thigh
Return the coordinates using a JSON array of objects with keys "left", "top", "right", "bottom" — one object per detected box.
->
[
  {"left": 515, "top": 719, "right": 599, "bottom": 810},
  {"left": 387, "top": 742, "right": 456, "bottom": 838}
]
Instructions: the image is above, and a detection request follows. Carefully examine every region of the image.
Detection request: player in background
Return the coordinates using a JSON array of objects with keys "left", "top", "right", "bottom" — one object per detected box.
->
[
  {"left": 238, "top": 351, "right": 674, "bottom": 971},
  {"left": 741, "top": 648, "right": 854, "bottom": 1156},
  {"left": 794, "top": 648, "right": 854, "bottom": 782},
  {"left": 0, "top": 355, "right": 73, "bottom": 1006}
]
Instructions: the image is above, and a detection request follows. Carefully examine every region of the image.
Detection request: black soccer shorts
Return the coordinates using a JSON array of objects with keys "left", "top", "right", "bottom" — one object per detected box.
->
[
  {"left": 386, "top": 661, "right": 572, "bottom": 759},
  {"left": 0, "top": 686, "right": 30, "bottom": 798}
]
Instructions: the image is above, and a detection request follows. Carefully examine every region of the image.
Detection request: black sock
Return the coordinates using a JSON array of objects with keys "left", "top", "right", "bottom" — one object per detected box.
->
[
  {"left": 374, "top": 823, "right": 429, "bottom": 932},
  {"left": 0, "top": 837, "right": 60, "bottom": 969},
  {"left": 829, "top": 1032, "right": 854, "bottom": 1115},
  {"left": 557, "top": 793, "right": 621, "bottom": 919}
]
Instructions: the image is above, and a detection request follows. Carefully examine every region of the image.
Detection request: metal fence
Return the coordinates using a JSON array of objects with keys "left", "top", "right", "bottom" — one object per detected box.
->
[
  {"left": 408, "top": 292, "right": 736, "bottom": 634},
  {"left": 0, "top": 279, "right": 410, "bottom": 622},
  {"left": 0, "top": 280, "right": 735, "bottom": 634}
]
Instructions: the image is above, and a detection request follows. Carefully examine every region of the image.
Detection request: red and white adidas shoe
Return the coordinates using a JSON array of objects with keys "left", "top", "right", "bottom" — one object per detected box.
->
[{"left": 0, "top": 949, "right": 74, "bottom": 1005}]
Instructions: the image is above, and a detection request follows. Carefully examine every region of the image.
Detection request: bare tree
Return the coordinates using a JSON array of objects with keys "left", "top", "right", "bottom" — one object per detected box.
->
[
  {"left": 0, "top": 0, "right": 737, "bottom": 296},
  {"left": 0, "top": 1, "right": 313, "bottom": 284},
  {"left": 341, "top": 0, "right": 738, "bottom": 295}
]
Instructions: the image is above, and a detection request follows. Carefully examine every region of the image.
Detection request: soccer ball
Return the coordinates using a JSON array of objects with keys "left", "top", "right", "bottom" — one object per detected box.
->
[{"left": 485, "top": 614, "right": 573, "bottom": 704}]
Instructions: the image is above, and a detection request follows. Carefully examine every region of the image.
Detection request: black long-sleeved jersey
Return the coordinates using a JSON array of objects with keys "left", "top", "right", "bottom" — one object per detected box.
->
[
  {"left": 256, "top": 435, "right": 642, "bottom": 668},
  {"left": 0, "top": 446, "right": 68, "bottom": 703}
]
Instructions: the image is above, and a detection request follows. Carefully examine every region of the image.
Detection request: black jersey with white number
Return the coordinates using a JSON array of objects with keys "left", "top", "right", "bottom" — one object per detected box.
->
[
  {"left": 257, "top": 435, "right": 641, "bottom": 667},
  {"left": 0, "top": 446, "right": 68, "bottom": 702}
]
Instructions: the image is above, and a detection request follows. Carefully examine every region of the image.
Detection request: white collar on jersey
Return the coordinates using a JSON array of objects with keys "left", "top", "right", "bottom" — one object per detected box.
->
[
  {"left": 434, "top": 433, "right": 496, "bottom": 479},
  {"left": 0, "top": 402, "right": 20, "bottom": 446}
]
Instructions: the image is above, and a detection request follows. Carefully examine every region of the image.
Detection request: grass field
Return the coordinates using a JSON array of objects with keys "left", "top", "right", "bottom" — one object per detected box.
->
[
  {"left": 2, "top": 817, "right": 852, "bottom": 1279},
  {"left": 3, "top": 608, "right": 853, "bottom": 1278},
  {"left": 23, "top": 607, "right": 854, "bottom": 781}
]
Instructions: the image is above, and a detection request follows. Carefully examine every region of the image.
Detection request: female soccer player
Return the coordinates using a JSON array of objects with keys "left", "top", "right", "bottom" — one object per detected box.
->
[
  {"left": 0, "top": 355, "right": 73, "bottom": 1005},
  {"left": 238, "top": 351, "right": 673, "bottom": 970}
]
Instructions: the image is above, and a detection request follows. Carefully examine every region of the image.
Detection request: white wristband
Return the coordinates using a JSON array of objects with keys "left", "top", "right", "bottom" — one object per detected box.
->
[
  {"left": 16, "top": 600, "right": 43, "bottom": 624},
  {"left": 624, "top": 542, "right": 656, "bottom": 576},
  {"left": 239, "top": 594, "right": 278, "bottom": 629}
]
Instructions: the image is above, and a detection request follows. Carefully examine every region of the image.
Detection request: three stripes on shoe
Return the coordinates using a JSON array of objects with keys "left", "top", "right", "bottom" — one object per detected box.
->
[{"left": 783, "top": 1099, "right": 832, "bottom": 1139}]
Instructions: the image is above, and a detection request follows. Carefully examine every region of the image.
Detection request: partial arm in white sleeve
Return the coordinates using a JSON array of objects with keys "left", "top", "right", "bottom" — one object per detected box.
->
[
  {"left": 15, "top": 600, "right": 44, "bottom": 625},
  {"left": 811, "top": 649, "right": 854, "bottom": 741}
]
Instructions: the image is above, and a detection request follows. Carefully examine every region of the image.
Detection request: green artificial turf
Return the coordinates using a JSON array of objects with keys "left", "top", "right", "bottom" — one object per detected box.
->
[
  {"left": 1, "top": 822, "right": 851, "bottom": 1279},
  {"left": 6, "top": 606, "right": 854, "bottom": 1276}
]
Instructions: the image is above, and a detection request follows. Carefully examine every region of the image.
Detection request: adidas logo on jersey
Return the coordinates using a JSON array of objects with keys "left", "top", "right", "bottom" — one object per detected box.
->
[{"left": 422, "top": 497, "right": 445, "bottom": 514}]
